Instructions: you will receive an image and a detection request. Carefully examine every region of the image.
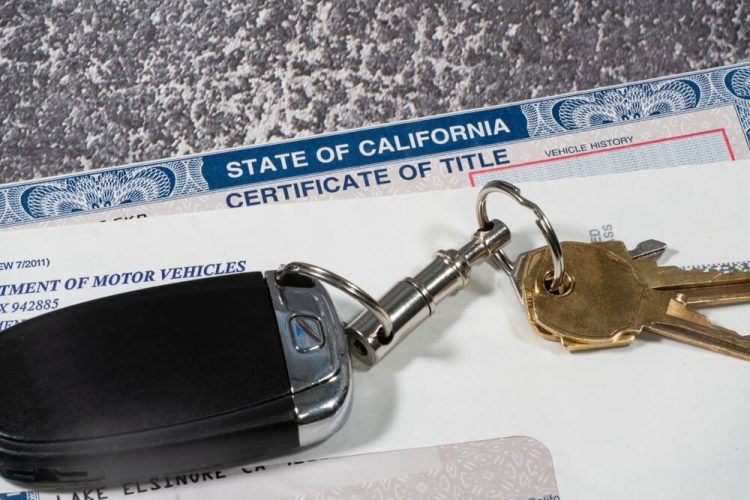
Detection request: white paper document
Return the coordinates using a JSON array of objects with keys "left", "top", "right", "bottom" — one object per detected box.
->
[{"left": 0, "top": 162, "right": 749, "bottom": 499}]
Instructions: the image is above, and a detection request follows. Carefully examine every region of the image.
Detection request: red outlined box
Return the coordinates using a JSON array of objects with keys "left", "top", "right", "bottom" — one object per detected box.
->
[{"left": 468, "top": 128, "right": 736, "bottom": 187}]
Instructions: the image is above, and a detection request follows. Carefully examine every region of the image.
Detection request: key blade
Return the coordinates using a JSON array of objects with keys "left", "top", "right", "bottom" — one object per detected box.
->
[
  {"left": 647, "top": 296, "right": 750, "bottom": 361},
  {"left": 634, "top": 263, "right": 750, "bottom": 360},
  {"left": 636, "top": 263, "right": 750, "bottom": 306},
  {"left": 677, "top": 285, "right": 750, "bottom": 307}
]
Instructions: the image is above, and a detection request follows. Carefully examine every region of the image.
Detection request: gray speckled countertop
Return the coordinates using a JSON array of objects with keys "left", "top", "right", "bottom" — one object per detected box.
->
[{"left": 1, "top": 0, "right": 748, "bottom": 183}]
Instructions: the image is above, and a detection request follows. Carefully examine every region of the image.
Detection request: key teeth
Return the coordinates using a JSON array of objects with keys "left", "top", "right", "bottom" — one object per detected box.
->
[
  {"left": 668, "top": 296, "right": 750, "bottom": 341},
  {"left": 651, "top": 319, "right": 750, "bottom": 361},
  {"left": 658, "top": 296, "right": 750, "bottom": 361},
  {"left": 667, "top": 296, "right": 715, "bottom": 328}
]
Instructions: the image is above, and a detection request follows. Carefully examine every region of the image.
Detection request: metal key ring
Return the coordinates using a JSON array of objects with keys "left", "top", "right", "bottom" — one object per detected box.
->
[
  {"left": 276, "top": 262, "right": 393, "bottom": 340},
  {"left": 476, "top": 180, "right": 566, "bottom": 293}
]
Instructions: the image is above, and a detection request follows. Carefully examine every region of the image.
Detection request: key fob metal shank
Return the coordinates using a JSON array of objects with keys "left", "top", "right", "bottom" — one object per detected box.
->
[{"left": 0, "top": 271, "right": 351, "bottom": 486}]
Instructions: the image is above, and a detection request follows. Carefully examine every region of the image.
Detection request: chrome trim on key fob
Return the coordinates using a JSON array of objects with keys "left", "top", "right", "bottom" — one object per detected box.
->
[{"left": 265, "top": 272, "right": 353, "bottom": 447}]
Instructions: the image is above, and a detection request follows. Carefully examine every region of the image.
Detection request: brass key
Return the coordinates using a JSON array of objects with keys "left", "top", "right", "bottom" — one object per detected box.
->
[{"left": 514, "top": 240, "right": 750, "bottom": 360}]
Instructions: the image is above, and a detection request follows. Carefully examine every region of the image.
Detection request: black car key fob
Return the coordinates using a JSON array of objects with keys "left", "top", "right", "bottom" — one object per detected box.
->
[{"left": 0, "top": 271, "right": 351, "bottom": 487}]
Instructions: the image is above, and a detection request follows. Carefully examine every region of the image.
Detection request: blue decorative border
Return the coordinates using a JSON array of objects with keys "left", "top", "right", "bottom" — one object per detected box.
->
[
  {"left": 1, "top": 63, "right": 749, "bottom": 227},
  {"left": 0, "top": 492, "right": 40, "bottom": 500}
]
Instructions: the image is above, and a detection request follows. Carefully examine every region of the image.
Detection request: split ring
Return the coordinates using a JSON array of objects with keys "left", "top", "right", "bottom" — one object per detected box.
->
[
  {"left": 276, "top": 262, "right": 393, "bottom": 339},
  {"left": 475, "top": 180, "right": 566, "bottom": 294}
]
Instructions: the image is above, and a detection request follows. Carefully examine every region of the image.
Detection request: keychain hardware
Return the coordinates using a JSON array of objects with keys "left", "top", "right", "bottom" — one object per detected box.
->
[
  {"left": 278, "top": 218, "right": 511, "bottom": 366},
  {"left": 476, "top": 180, "right": 566, "bottom": 294},
  {"left": 276, "top": 180, "right": 569, "bottom": 366},
  {"left": 344, "top": 219, "right": 511, "bottom": 365}
]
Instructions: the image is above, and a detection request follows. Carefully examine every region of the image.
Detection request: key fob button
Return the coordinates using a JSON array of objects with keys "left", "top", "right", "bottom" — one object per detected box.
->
[{"left": 290, "top": 315, "right": 326, "bottom": 352}]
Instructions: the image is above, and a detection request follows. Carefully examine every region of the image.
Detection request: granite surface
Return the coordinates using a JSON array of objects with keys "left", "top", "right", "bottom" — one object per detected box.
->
[{"left": 1, "top": 0, "right": 748, "bottom": 183}]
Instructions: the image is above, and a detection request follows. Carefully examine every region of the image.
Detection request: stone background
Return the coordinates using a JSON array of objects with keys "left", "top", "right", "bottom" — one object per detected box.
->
[{"left": 1, "top": 0, "right": 748, "bottom": 183}]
